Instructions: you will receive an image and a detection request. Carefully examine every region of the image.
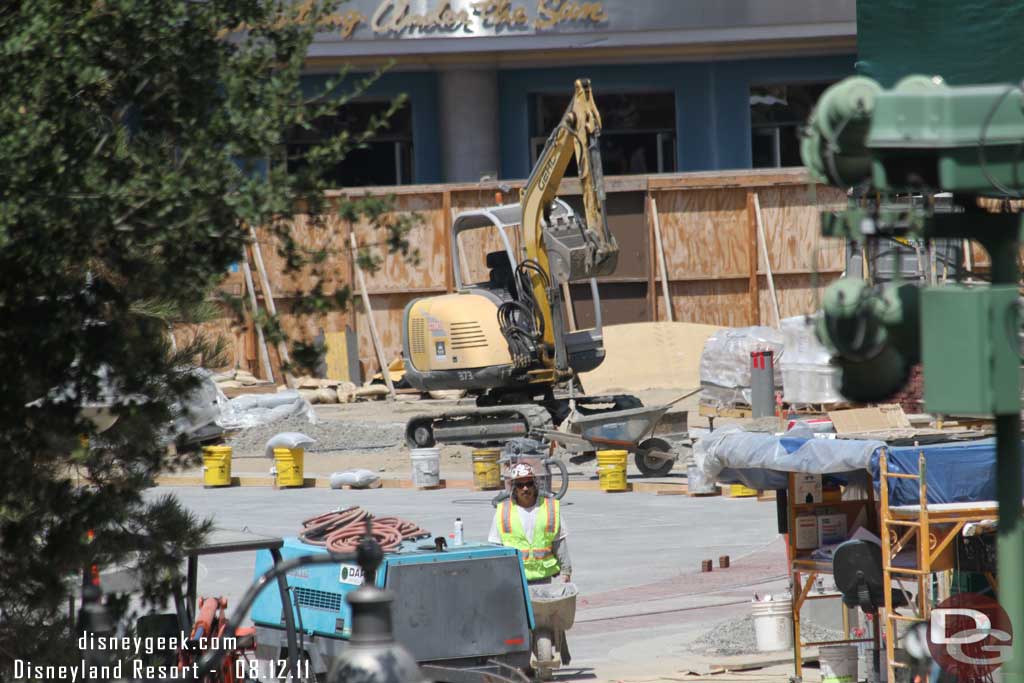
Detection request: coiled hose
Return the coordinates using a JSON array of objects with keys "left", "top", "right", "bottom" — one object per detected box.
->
[
  {"left": 498, "top": 259, "right": 550, "bottom": 368},
  {"left": 298, "top": 507, "right": 430, "bottom": 553}
]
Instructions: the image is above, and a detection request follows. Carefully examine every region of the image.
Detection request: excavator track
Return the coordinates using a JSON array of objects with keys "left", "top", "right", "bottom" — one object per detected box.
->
[{"left": 405, "top": 404, "right": 554, "bottom": 448}]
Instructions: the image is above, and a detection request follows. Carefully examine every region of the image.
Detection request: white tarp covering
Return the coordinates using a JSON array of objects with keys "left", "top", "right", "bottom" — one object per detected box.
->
[
  {"left": 218, "top": 390, "right": 318, "bottom": 431},
  {"left": 699, "top": 326, "right": 784, "bottom": 407},
  {"left": 695, "top": 426, "right": 883, "bottom": 490},
  {"left": 778, "top": 315, "right": 843, "bottom": 404}
]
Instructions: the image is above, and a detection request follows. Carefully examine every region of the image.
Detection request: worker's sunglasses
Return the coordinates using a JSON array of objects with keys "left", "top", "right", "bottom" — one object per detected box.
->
[{"left": 514, "top": 480, "right": 536, "bottom": 490}]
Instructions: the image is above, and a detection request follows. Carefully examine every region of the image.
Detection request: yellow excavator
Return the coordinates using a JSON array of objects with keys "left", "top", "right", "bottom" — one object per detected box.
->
[{"left": 402, "top": 79, "right": 642, "bottom": 449}]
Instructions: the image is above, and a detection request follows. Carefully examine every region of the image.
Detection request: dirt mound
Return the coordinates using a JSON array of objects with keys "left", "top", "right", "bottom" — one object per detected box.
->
[{"left": 580, "top": 321, "right": 722, "bottom": 394}]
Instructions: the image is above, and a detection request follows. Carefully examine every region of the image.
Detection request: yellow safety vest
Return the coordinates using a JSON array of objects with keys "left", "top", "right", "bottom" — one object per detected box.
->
[{"left": 495, "top": 498, "right": 561, "bottom": 581}]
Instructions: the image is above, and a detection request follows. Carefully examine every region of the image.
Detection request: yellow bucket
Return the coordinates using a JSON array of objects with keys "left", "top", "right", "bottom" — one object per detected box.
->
[
  {"left": 596, "top": 449, "right": 629, "bottom": 492},
  {"left": 273, "top": 447, "right": 305, "bottom": 488},
  {"left": 729, "top": 484, "right": 758, "bottom": 498},
  {"left": 472, "top": 448, "right": 501, "bottom": 490},
  {"left": 202, "top": 445, "right": 232, "bottom": 487}
]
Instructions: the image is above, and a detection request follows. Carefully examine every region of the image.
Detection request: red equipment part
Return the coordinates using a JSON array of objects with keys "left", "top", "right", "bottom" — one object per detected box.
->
[{"left": 179, "top": 597, "right": 256, "bottom": 683}]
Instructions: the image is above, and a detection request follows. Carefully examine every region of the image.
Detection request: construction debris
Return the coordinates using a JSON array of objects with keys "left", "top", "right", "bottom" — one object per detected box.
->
[
  {"left": 226, "top": 413, "right": 405, "bottom": 457},
  {"left": 690, "top": 615, "right": 843, "bottom": 658},
  {"left": 293, "top": 376, "right": 359, "bottom": 404}
]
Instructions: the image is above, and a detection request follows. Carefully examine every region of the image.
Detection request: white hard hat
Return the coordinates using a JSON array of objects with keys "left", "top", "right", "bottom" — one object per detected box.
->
[{"left": 509, "top": 463, "right": 536, "bottom": 480}]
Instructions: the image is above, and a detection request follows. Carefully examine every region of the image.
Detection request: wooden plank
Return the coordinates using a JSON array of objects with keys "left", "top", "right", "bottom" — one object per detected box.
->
[
  {"left": 646, "top": 194, "right": 657, "bottom": 321},
  {"left": 699, "top": 402, "right": 752, "bottom": 419},
  {"left": 649, "top": 167, "right": 812, "bottom": 190},
  {"left": 249, "top": 214, "right": 351, "bottom": 297},
  {"left": 324, "top": 330, "right": 351, "bottom": 381},
  {"left": 241, "top": 249, "right": 274, "bottom": 382},
  {"left": 756, "top": 186, "right": 846, "bottom": 273},
  {"left": 442, "top": 190, "right": 454, "bottom": 293},
  {"left": 561, "top": 282, "right": 577, "bottom": 331},
  {"left": 656, "top": 188, "right": 749, "bottom": 280},
  {"left": 248, "top": 237, "right": 295, "bottom": 388},
  {"left": 764, "top": 272, "right": 843, "bottom": 322},
  {"left": 327, "top": 173, "right": 648, "bottom": 198},
  {"left": 328, "top": 168, "right": 814, "bottom": 197},
  {"left": 221, "top": 384, "right": 278, "bottom": 398},
  {"left": 352, "top": 192, "right": 448, "bottom": 293},
  {"left": 351, "top": 232, "right": 396, "bottom": 399},
  {"left": 746, "top": 191, "right": 761, "bottom": 326},
  {"left": 669, "top": 279, "right": 751, "bottom": 327},
  {"left": 753, "top": 192, "right": 781, "bottom": 327},
  {"left": 651, "top": 197, "right": 674, "bottom": 322},
  {"left": 354, "top": 292, "right": 417, "bottom": 376}
]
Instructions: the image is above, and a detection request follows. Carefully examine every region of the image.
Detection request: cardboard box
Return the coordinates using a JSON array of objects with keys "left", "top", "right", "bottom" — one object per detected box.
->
[
  {"left": 795, "top": 515, "right": 818, "bottom": 550},
  {"left": 828, "top": 404, "right": 911, "bottom": 435},
  {"left": 794, "top": 474, "right": 823, "bottom": 504},
  {"left": 817, "top": 513, "right": 848, "bottom": 547}
]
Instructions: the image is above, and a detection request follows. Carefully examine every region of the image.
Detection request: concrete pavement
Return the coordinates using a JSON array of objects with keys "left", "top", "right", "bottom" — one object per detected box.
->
[{"left": 153, "top": 484, "right": 794, "bottom": 681}]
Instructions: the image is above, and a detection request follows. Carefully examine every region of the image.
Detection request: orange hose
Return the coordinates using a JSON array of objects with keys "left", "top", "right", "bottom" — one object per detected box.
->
[{"left": 298, "top": 508, "right": 429, "bottom": 552}]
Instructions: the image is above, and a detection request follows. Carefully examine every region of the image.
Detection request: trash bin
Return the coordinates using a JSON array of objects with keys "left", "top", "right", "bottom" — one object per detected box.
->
[
  {"left": 596, "top": 450, "right": 628, "bottom": 491},
  {"left": 202, "top": 445, "right": 232, "bottom": 487},
  {"left": 472, "top": 448, "right": 501, "bottom": 490},
  {"left": 273, "top": 447, "right": 305, "bottom": 488}
]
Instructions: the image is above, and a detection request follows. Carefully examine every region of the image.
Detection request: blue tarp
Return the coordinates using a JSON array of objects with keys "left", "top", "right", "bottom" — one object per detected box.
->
[{"left": 869, "top": 439, "right": 1004, "bottom": 506}]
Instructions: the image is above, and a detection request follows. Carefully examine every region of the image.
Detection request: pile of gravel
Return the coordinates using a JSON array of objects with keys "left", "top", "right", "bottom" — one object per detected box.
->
[
  {"left": 689, "top": 614, "right": 845, "bottom": 657},
  {"left": 226, "top": 415, "right": 406, "bottom": 457}
]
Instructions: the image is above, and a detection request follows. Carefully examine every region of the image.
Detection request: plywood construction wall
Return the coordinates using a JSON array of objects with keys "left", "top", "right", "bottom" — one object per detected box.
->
[{"left": 193, "top": 168, "right": 849, "bottom": 382}]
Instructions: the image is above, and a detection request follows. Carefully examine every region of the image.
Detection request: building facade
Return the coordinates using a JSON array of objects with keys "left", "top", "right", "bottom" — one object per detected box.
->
[{"left": 294, "top": 0, "right": 857, "bottom": 185}]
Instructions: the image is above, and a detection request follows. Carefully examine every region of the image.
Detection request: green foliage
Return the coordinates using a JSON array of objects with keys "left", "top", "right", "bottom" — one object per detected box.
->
[{"left": 0, "top": 0, "right": 415, "bottom": 669}]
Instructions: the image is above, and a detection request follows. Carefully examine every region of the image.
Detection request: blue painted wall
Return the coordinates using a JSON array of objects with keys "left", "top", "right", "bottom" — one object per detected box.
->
[
  {"left": 497, "top": 55, "right": 855, "bottom": 180},
  {"left": 301, "top": 71, "right": 441, "bottom": 184}
]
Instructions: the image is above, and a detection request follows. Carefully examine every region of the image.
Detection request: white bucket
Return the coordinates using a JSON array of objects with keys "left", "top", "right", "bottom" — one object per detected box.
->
[
  {"left": 751, "top": 595, "right": 793, "bottom": 652},
  {"left": 820, "top": 645, "right": 859, "bottom": 683},
  {"left": 410, "top": 447, "right": 441, "bottom": 488}
]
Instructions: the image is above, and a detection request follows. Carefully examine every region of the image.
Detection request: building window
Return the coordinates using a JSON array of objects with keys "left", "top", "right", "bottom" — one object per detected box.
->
[
  {"left": 531, "top": 92, "right": 676, "bottom": 175},
  {"left": 286, "top": 100, "right": 413, "bottom": 187},
  {"left": 750, "top": 82, "right": 833, "bottom": 168}
]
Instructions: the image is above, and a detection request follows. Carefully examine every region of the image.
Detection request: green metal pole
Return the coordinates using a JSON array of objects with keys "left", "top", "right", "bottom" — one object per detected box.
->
[
  {"left": 997, "top": 413, "right": 1023, "bottom": 680},
  {"left": 985, "top": 228, "right": 1023, "bottom": 682}
]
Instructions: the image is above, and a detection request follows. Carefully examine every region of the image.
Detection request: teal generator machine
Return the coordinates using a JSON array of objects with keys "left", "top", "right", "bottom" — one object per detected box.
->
[{"left": 251, "top": 537, "right": 535, "bottom": 680}]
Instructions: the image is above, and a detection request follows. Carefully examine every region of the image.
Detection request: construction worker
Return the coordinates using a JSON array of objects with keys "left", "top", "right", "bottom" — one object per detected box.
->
[{"left": 488, "top": 463, "right": 572, "bottom": 584}]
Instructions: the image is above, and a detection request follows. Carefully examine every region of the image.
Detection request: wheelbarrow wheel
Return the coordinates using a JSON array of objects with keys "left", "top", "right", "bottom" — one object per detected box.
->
[
  {"left": 535, "top": 633, "right": 553, "bottom": 663},
  {"left": 533, "top": 629, "right": 555, "bottom": 681},
  {"left": 635, "top": 437, "right": 674, "bottom": 477}
]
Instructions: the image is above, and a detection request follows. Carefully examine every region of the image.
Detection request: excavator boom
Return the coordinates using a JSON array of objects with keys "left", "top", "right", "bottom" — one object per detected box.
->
[{"left": 519, "top": 78, "right": 619, "bottom": 357}]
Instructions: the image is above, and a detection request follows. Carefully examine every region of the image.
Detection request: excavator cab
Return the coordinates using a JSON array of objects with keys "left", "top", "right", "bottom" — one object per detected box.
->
[
  {"left": 402, "top": 199, "right": 606, "bottom": 395},
  {"left": 485, "top": 250, "right": 516, "bottom": 299}
]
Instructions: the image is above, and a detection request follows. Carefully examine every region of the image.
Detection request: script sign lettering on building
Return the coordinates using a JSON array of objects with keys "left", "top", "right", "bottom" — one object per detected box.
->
[{"left": 300, "top": 0, "right": 609, "bottom": 40}]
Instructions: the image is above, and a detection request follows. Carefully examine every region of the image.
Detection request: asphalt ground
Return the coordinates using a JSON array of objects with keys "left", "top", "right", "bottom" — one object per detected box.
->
[{"left": 153, "top": 484, "right": 797, "bottom": 681}]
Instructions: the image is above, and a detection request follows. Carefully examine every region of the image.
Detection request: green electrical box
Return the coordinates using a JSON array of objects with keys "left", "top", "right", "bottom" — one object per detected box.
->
[{"left": 920, "top": 285, "right": 1021, "bottom": 415}]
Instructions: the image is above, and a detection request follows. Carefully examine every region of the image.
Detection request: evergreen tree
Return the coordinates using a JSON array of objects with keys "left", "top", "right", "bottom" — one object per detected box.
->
[{"left": 0, "top": 0, "right": 413, "bottom": 668}]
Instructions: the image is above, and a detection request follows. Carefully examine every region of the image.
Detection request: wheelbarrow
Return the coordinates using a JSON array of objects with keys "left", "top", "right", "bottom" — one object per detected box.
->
[
  {"left": 529, "top": 582, "right": 578, "bottom": 681},
  {"left": 537, "top": 389, "right": 698, "bottom": 477}
]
